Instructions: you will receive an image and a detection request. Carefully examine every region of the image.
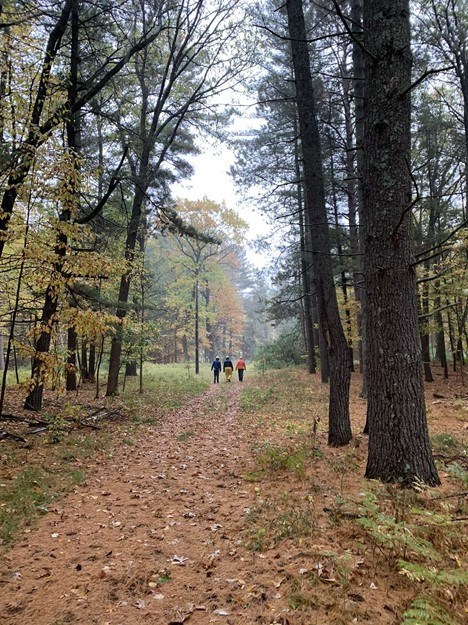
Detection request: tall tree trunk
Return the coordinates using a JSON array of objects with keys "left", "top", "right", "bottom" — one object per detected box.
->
[
  {"left": 420, "top": 283, "right": 434, "bottom": 383},
  {"left": 434, "top": 281, "right": 448, "bottom": 378},
  {"left": 312, "top": 293, "right": 329, "bottom": 382},
  {"left": 88, "top": 343, "right": 96, "bottom": 382},
  {"left": 81, "top": 340, "right": 88, "bottom": 380},
  {"left": 362, "top": 0, "right": 439, "bottom": 484},
  {"left": 351, "top": 0, "right": 367, "bottom": 394},
  {"left": 66, "top": 324, "right": 78, "bottom": 391},
  {"left": 195, "top": 275, "right": 200, "bottom": 374},
  {"left": 286, "top": 0, "right": 352, "bottom": 446},
  {"left": 24, "top": 0, "right": 80, "bottom": 410},
  {"left": 24, "top": 293, "right": 58, "bottom": 410},
  {"left": 205, "top": 283, "right": 214, "bottom": 363},
  {"left": 295, "top": 120, "right": 316, "bottom": 374},
  {"left": 106, "top": 184, "right": 146, "bottom": 394},
  {"left": 174, "top": 329, "right": 178, "bottom": 363},
  {"left": 182, "top": 335, "right": 189, "bottom": 361},
  {"left": 329, "top": 132, "right": 353, "bottom": 370},
  {"left": 447, "top": 308, "right": 457, "bottom": 372}
]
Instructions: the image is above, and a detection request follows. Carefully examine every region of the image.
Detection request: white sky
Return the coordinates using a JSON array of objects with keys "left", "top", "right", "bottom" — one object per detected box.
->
[{"left": 172, "top": 141, "right": 269, "bottom": 268}]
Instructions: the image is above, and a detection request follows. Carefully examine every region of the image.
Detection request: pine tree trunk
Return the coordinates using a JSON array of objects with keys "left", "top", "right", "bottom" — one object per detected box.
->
[
  {"left": 106, "top": 186, "right": 145, "bottom": 395},
  {"left": 434, "top": 282, "right": 448, "bottom": 378},
  {"left": 313, "top": 295, "right": 329, "bottom": 382},
  {"left": 205, "top": 284, "right": 214, "bottom": 363},
  {"left": 66, "top": 325, "right": 77, "bottom": 391},
  {"left": 195, "top": 276, "right": 200, "bottom": 374},
  {"left": 286, "top": 0, "right": 351, "bottom": 446},
  {"left": 329, "top": 133, "right": 354, "bottom": 370},
  {"left": 88, "top": 343, "right": 96, "bottom": 381},
  {"left": 296, "top": 126, "right": 316, "bottom": 374},
  {"left": 447, "top": 309, "right": 457, "bottom": 372},
  {"left": 420, "top": 278, "right": 434, "bottom": 383},
  {"left": 363, "top": 0, "right": 439, "bottom": 485},
  {"left": 352, "top": 0, "right": 367, "bottom": 392},
  {"left": 81, "top": 340, "right": 88, "bottom": 379}
]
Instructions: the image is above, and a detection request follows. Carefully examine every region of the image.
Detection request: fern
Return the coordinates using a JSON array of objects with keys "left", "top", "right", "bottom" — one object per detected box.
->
[
  {"left": 357, "top": 498, "right": 442, "bottom": 561},
  {"left": 399, "top": 561, "right": 468, "bottom": 586},
  {"left": 401, "top": 596, "right": 458, "bottom": 625}
]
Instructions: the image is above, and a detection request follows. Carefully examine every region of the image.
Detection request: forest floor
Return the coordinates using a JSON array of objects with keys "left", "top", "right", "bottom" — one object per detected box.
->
[{"left": 0, "top": 368, "right": 467, "bottom": 625}]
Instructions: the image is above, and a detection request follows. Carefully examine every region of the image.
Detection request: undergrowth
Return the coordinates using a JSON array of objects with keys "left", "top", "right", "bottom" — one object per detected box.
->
[
  {"left": 240, "top": 367, "right": 467, "bottom": 625},
  {"left": 0, "top": 461, "right": 86, "bottom": 545},
  {"left": 0, "top": 363, "right": 211, "bottom": 546}
]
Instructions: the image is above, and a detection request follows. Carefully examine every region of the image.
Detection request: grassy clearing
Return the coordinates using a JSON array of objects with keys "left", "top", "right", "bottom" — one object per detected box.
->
[
  {"left": 240, "top": 367, "right": 467, "bottom": 625},
  {"left": 122, "top": 363, "right": 210, "bottom": 419},
  {"left": 0, "top": 363, "right": 211, "bottom": 546}
]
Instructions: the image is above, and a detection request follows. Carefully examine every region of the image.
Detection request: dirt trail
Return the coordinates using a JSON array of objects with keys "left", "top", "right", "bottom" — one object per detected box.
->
[{"left": 0, "top": 382, "right": 279, "bottom": 625}]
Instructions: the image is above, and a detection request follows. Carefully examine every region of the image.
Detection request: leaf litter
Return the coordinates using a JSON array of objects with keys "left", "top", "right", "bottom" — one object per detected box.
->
[{"left": 0, "top": 372, "right": 466, "bottom": 624}]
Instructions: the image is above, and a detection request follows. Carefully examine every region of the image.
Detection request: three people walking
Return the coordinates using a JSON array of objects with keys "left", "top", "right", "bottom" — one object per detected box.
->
[{"left": 210, "top": 356, "right": 247, "bottom": 383}]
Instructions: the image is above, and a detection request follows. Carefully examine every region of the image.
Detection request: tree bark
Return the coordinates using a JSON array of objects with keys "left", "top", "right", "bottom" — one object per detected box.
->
[
  {"left": 24, "top": 291, "right": 58, "bottom": 410},
  {"left": 420, "top": 285, "right": 434, "bottom": 383},
  {"left": 362, "top": 0, "right": 439, "bottom": 485},
  {"left": 24, "top": 0, "right": 80, "bottom": 410},
  {"left": 88, "top": 343, "right": 96, "bottom": 381},
  {"left": 195, "top": 275, "right": 200, "bottom": 374},
  {"left": 125, "top": 362, "right": 137, "bottom": 377},
  {"left": 433, "top": 278, "right": 448, "bottom": 378},
  {"left": 351, "top": 0, "right": 367, "bottom": 394},
  {"left": 106, "top": 184, "right": 146, "bottom": 395},
  {"left": 286, "top": 0, "right": 352, "bottom": 446},
  {"left": 295, "top": 120, "right": 316, "bottom": 374},
  {"left": 66, "top": 324, "right": 78, "bottom": 391}
]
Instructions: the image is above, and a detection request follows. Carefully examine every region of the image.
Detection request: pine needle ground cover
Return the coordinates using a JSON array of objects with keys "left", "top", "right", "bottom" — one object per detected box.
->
[
  {"left": 0, "top": 364, "right": 210, "bottom": 545},
  {"left": 0, "top": 366, "right": 465, "bottom": 624},
  {"left": 240, "top": 368, "right": 467, "bottom": 625}
]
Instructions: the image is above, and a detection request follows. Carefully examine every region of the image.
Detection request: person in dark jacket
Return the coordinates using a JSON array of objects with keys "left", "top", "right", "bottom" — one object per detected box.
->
[
  {"left": 211, "top": 356, "right": 222, "bottom": 383},
  {"left": 223, "top": 356, "right": 233, "bottom": 382}
]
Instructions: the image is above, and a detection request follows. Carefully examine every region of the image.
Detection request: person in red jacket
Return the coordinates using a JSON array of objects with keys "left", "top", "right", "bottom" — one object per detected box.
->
[{"left": 235, "top": 357, "right": 247, "bottom": 382}]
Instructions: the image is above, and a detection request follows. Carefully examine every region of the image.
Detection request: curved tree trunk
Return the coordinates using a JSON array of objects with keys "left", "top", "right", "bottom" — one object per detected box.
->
[{"left": 286, "top": 0, "right": 351, "bottom": 446}]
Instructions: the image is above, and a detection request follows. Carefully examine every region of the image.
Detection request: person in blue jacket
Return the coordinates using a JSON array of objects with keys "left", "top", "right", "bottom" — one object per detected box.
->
[{"left": 211, "top": 356, "right": 222, "bottom": 383}]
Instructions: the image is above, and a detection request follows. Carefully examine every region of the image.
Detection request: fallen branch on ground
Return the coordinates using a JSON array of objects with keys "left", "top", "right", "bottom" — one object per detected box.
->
[{"left": 0, "top": 429, "right": 27, "bottom": 442}]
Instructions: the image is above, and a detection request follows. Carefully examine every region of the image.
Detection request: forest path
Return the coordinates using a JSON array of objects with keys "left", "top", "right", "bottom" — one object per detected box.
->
[{"left": 0, "top": 380, "right": 276, "bottom": 625}]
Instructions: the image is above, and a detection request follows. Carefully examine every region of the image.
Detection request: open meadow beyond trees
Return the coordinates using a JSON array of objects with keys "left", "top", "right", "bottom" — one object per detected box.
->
[{"left": 0, "top": 367, "right": 466, "bottom": 625}]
